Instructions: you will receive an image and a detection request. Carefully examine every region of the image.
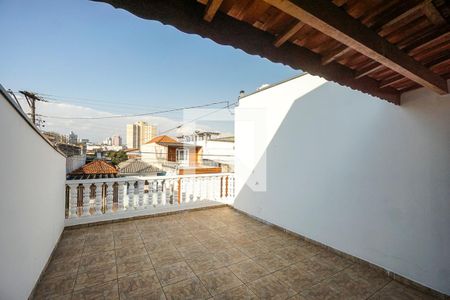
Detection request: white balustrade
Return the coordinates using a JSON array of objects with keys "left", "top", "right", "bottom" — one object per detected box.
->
[{"left": 65, "top": 173, "right": 234, "bottom": 225}]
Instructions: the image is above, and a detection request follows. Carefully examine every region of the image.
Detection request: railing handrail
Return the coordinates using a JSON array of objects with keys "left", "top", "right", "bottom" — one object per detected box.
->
[{"left": 66, "top": 172, "right": 234, "bottom": 185}]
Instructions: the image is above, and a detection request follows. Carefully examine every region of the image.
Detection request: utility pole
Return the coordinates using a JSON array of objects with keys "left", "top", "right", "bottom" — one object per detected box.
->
[{"left": 18, "top": 91, "right": 48, "bottom": 126}]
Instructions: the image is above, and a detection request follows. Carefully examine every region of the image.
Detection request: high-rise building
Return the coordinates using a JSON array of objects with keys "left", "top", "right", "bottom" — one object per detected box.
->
[
  {"left": 68, "top": 131, "right": 78, "bottom": 144},
  {"left": 112, "top": 135, "right": 122, "bottom": 146},
  {"left": 126, "top": 121, "right": 157, "bottom": 149}
]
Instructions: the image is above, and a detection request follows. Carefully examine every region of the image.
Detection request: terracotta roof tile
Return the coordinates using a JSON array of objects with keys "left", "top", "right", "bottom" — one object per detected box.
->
[
  {"left": 146, "top": 135, "right": 178, "bottom": 144},
  {"left": 70, "top": 160, "right": 117, "bottom": 175}
]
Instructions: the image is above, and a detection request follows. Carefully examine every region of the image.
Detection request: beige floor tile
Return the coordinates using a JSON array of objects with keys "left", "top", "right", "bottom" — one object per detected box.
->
[
  {"left": 44, "top": 258, "right": 79, "bottom": 279},
  {"left": 72, "top": 280, "right": 119, "bottom": 300},
  {"left": 145, "top": 238, "right": 177, "bottom": 252},
  {"left": 186, "top": 254, "right": 225, "bottom": 274},
  {"left": 324, "top": 271, "right": 382, "bottom": 299},
  {"left": 198, "top": 267, "right": 243, "bottom": 295},
  {"left": 214, "top": 247, "right": 249, "bottom": 266},
  {"left": 300, "top": 282, "right": 343, "bottom": 300},
  {"left": 213, "top": 285, "right": 258, "bottom": 300},
  {"left": 156, "top": 261, "right": 196, "bottom": 286},
  {"left": 115, "top": 244, "right": 148, "bottom": 260},
  {"left": 273, "top": 264, "right": 318, "bottom": 293},
  {"left": 118, "top": 270, "right": 163, "bottom": 299},
  {"left": 227, "top": 259, "right": 269, "bottom": 283},
  {"left": 79, "top": 250, "right": 116, "bottom": 273},
  {"left": 114, "top": 236, "right": 144, "bottom": 249},
  {"left": 235, "top": 241, "right": 271, "bottom": 257},
  {"left": 74, "top": 262, "right": 117, "bottom": 291},
  {"left": 84, "top": 239, "right": 115, "bottom": 255},
  {"left": 369, "top": 281, "right": 435, "bottom": 300},
  {"left": 252, "top": 252, "right": 291, "bottom": 272},
  {"left": 34, "top": 273, "right": 76, "bottom": 298},
  {"left": 150, "top": 248, "right": 183, "bottom": 268},
  {"left": 247, "top": 274, "right": 296, "bottom": 300},
  {"left": 177, "top": 243, "right": 210, "bottom": 260},
  {"left": 163, "top": 277, "right": 211, "bottom": 300},
  {"left": 116, "top": 254, "right": 153, "bottom": 277}
]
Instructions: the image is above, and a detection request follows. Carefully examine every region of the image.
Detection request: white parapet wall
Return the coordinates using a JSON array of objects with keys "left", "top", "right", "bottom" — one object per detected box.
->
[
  {"left": 234, "top": 74, "right": 450, "bottom": 295},
  {"left": 0, "top": 87, "right": 66, "bottom": 300}
]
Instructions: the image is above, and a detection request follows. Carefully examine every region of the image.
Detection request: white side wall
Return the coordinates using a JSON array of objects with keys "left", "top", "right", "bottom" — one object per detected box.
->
[
  {"left": 0, "top": 92, "right": 66, "bottom": 300},
  {"left": 141, "top": 143, "right": 167, "bottom": 166},
  {"left": 187, "top": 140, "right": 235, "bottom": 165},
  {"left": 234, "top": 75, "right": 450, "bottom": 295}
]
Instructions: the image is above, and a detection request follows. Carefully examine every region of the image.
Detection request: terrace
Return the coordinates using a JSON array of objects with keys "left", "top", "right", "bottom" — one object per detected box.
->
[
  {"left": 33, "top": 207, "right": 435, "bottom": 299},
  {"left": 1, "top": 0, "right": 449, "bottom": 299}
]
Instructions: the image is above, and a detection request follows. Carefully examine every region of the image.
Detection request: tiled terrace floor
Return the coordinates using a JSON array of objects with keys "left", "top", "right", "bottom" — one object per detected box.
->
[{"left": 34, "top": 207, "right": 437, "bottom": 299}]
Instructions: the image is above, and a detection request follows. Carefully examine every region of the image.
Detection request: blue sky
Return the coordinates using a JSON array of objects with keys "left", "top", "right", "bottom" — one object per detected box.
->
[{"left": 0, "top": 0, "right": 299, "bottom": 141}]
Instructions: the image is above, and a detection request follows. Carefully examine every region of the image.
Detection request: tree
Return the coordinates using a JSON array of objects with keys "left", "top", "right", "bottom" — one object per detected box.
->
[{"left": 107, "top": 150, "right": 128, "bottom": 165}]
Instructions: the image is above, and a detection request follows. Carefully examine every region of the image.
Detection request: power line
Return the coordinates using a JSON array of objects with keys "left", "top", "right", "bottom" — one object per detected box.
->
[
  {"left": 158, "top": 101, "right": 238, "bottom": 135},
  {"left": 38, "top": 101, "right": 231, "bottom": 120}
]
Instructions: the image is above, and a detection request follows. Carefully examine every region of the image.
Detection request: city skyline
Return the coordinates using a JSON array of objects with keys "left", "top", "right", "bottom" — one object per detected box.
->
[{"left": 0, "top": 0, "right": 297, "bottom": 128}]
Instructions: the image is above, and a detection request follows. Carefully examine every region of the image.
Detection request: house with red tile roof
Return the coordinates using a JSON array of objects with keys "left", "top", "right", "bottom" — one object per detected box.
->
[
  {"left": 141, "top": 135, "right": 221, "bottom": 175},
  {"left": 67, "top": 160, "right": 117, "bottom": 180}
]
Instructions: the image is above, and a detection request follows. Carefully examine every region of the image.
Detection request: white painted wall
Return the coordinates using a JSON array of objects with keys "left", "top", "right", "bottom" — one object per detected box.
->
[
  {"left": 0, "top": 91, "right": 66, "bottom": 300},
  {"left": 186, "top": 139, "right": 235, "bottom": 166},
  {"left": 66, "top": 154, "right": 86, "bottom": 173},
  {"left": 234, "top": 75, "right": 450, "bottom": 295}
]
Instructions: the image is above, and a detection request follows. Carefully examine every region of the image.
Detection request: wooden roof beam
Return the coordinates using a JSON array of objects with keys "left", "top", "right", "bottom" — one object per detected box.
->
[
  {"left": 274, "top": 21, "right": 305, "bottom": 47},
  {"left": 422, "top": 0, "right": 446, "bottom": 25},
  {"left": 263, "top": 0, "right": 448, "bottom": 95},
  {"left": 203, "top": 0, "right": 223, "bottom": 22}
]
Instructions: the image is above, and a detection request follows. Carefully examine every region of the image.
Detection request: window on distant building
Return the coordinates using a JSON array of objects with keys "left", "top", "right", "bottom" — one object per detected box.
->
[{"left": 176, "top": 148, "right": 189, "bottom": 165}]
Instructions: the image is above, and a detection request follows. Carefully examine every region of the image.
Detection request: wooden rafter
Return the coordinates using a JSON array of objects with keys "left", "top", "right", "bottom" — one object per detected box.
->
[
  {"left": 354, "top": 64, "right": 384, "bottom": 79},
  {"left": 321, "top": 45, "right": 352, "bottom": 65},
  {"left": 204, "top": 0, "right": 223, "bottom": 22},
  {"left": 408, "top": 32, "right": 450, "bottom": 56},
  {"left": 274, "top": 21, "right": 304, "bottom": 47},
  {"left": 322, "top": 1, "right": 442, "bottom": 66},
  {"left": 263, "top": 0, "right": 448, "bottom": 94}
]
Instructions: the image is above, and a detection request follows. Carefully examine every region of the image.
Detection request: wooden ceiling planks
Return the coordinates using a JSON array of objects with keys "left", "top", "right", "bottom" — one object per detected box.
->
[{"left": 96, "top": 0, "right": 450, "bottom": 103}]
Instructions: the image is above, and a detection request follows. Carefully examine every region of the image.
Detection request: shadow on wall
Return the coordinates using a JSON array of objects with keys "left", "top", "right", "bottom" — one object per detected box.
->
[{"left": 233, "top": 81, "right": 450, "bottom": 294}]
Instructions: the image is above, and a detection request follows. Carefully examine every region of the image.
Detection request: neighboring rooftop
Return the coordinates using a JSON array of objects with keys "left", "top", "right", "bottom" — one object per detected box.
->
[
  {"left": 147, "top": 135, "right": 179, "bottom": 144},
  {"left": 211, "top": 136, "right": 235, "bottom": 143},
  {"left": 68, "top": 160, "right": 117, "bottom": 179},
  {"left": 117, "top": 159, "right": 161, "bottom": 176}
]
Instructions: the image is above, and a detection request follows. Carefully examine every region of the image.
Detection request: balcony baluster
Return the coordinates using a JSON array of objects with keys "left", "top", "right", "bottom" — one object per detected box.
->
[
  {"left": 69, "top": 184, "right": 78, "bottom": 218},
  {"left": 94, "top": 184, "right": 102, "bottom": 215},
  {"left": 82, "top": 183, "right": 90, "bottom": 216},
  {"left": 117, "top": 181, "right": 124, "bottom": 211},
  {"left": 106, "top": 183, "right": 113, "bottom": 213},
  {"left": 137, "top": 180, "right": 144, "bottom": 209},
  {"left": 128, "top": 181, "right": 135, "bottom": 210}
]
